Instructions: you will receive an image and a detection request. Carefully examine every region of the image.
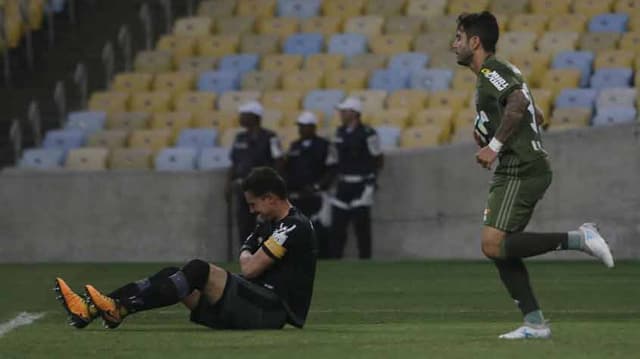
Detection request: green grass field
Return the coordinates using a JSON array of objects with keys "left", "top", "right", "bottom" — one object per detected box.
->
[{"left": 0, "top": 261, "right": 638, "bottom": 358}]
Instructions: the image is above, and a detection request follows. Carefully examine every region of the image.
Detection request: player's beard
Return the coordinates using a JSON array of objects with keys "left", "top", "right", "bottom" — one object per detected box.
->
[{"left": 456, "top": 48, "right": 473, "bottom": 66}]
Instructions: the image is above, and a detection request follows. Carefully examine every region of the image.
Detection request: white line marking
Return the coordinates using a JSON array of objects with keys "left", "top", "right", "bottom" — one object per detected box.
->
[{"left": 0, "top": 312, "right": 45, "bottom": 338}]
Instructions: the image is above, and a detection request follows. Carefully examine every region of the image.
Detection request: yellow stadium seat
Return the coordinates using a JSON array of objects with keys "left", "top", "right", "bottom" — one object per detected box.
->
[
  {"left": 173, "top": 17, "right": 212, "bottom": 37},
  {"left": 508, "top": 52, "right": 551, "bottom": 88},
  {"left": 401, "top": 125, "right": 446, "bottom": 148},
  {"left": 153, "top": 72, "right": 195, "bottom": 97},
  {"left": 197, "top": 0, "right": 237, "bottom": 19},
  {"left": 262, "top": 91, "right": 302, "bottom": 111},
  {"left": 508, "top": 14, "right": 549, "bottom": 35},
  {"left": 549, "top": 108, "right": 590, "bottom": 131},
  {"left": 427, "top": 52, "right": 457, "bottom": 70},
  {"left": 134, "top": 50, "right": 173, "bottom": 73},
  {"left": 579, "top": 32, "right": 620, "bottom": 52},
  {"left": 2, "top": 15, "right": 22, "bottom": 48},
  {"left": 530, "top": 89, "right": 552, "bottom": 119},
  {"left": 537, "top": 31, "right": 580, "bottom": 56},
  {"left": 547, "top": 14, "right": 587, "bottom": 32},
  {"left": 275, "top": 126, "right": 298, "bottom": 151},
  {"left": 619, "top": 32, "right": 640, "bottom": 51},
  {"left": 282, "top": 110, "right": 325, "bottom": 128},
  {"left": 109, "top": 148, "right": 153, "bottom": 170},
  {"left": 615, "top": 0, "right": 640, "bottom": 13},
  {"left": 407, "top": 0, "right": 447, "bottom": 18},
  {"left": 216, "top": 16, "right": 256, "bottom": 35},
  {"left": 241, "top": 71, "right": 281, "bottom": 91},
  {"left": 112, "top": 73, "right": 154, "bottom": 93},
  {"left": 427, "top": 90, "right": 468, "bottom": 113},
  {"left": 369, "top": 34, "right": 412, "bottom": 55},
  {"left": 530, "top": 0, "right": 571, "bottom": 15},
  {"left": 156, "top": 35, "right": 197, "bottom": 66},
  {"left": 412, "top": 108, "right": 454, "bottom": 130},
  {"left": 131, "top": 92, "right": 173, "bottom": 113},
  {"left": 262, "top": 54, "right": 303, "bottom": 72},
  {"left": 197, "top": 35, "right": 239, "bottom": 57},
  {"left": 345, "top": 54, "right": 387, "bottom": 71},
  {"left": 129, "top": 129, "right": 173, "bottom": 152},
  {"left": 365, "top": 0, "right": 406, "bottom": 16},
  {"left": 452, "top": 69, "right": 477, "bottom": 91},
  {"left": 258, "top": 17, "right": 298, "bottom": 39},
  {"left": 423, "top": 15, "right": 458, "bottom": 34},
  {"left": 241, "top": 34, "right": 280, "bottom": 55},
  {"left": 178, "top": 56, "right": 217, "bottom": 74},
  {"left": 322, "top": 0, "right": 365, "bottom": 19},
  {"left": 594, "top": 50, "right": 635, "bottom": 70},
  {"left": 89, "top": 92, "right": 130, "bottom": 113},
  {"left": 282, "top": 70, "right": 324, "bottom": 92},
  {"left": 261, "top": 109, "right": 284, "bottom": 131},
  {"left": 540, "top": 69, "right": 581, "bottom": 97},
  {"left": 304, "top": 53, "right": 344, "bottom": 72},
  {"left": 369, "top": 109, "right": 411, "bottom": 128},
  {"left": 219, "top": 127, "right": 245, "bottom": 148},
  {"left": 349, "top": 90, "right": 387, "bottom": 112},
  {"left": 237, "top": 0, "right": 276, "bottom": 18},
  {"left": 453, "top": 108, "right": 477, "bottom": 130},
  {"left": 384, "top": 16, "right": 424, "bottom": 34},
  {"left": 497, "top": 32, "right": 537, "bottom": 57},
  {"left": 325, "top": 69, "right": 368, "bottom": 91},
  {"left": 489, "top": 0, "right": 528, "bottom": 14},
  {"left": 106, "top": 112, "right": 151, "bottom": 131},
  {"left": 448, "top": 0, "right": 490, "bottom": 14},
  {"left": 218, "top": 91, "right": 261, "bottom": 113},
  {"left": 151, "top": 112, "right": 193, "bottom": 138},
  {"left": 64, "top": 148, "right": 109, "bottom": 171},
  {"left": 174, "top": 92, "right": 217, "bottom": 112},
  {"left": 87, "top": 130, "right": 129, "bottom": 150},
  {"left": 387, "top": 90, "right": 428, "bottom": 113},
  {"left": 414, "top": 32, "right": 453, "bottom": 54},
  {"left": 572, "top": 0, "right": 613, "bottom": 18},
  {"left": 628, "top": 14, "right": 640, "bottom": 32},
  {"left": 300, "top": 16, "right": 343, "bottom": 37},
  {"left": 193, "top": 111, "right": 238, "bottom": 131},
  {"left": 450, "top": 125, "right": 475, "bottom": 144},
  {"left": 344, "top": 16, "right": 384, "bottom": 37}
]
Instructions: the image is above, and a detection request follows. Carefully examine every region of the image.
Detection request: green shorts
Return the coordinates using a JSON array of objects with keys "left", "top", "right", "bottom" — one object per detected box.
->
[{"left": 484, "top": 157, "right": 552, "bottom": 233}]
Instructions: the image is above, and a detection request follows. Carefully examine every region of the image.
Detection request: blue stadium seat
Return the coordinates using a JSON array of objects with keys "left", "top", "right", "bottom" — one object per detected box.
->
[
  {"left": 588, "top": 13, "right": 629, "bottom": 33},
  {"left": 277, "top": 0, "right": 321, "bottom": 18},
  {"left": 409, "top": 69, "right": 453, "bottom": 91},
  {"left": 596, "top": 88, "right": 637, "bottom": 109},
  {"left": 155, "top": 148, "right": 198, "bottom": 171},
  {"left": 176, "top": 129, "right": 218, "bottom": 150},
  {"left": 555, "top": 88, "right": 598, "bottom": 110},
  {"left": 42, "top": 129, "right": 86, "bottom": 152},
  {"left": 219, "top": 54, "right": 260, "bottom": 75},
  {"left": 284, "top": 33, "right": 324, "bottom": 56},
  {"left": 590, "top": 68, "right": 633, "bottom": 90},
  {"left": 388, "top": 53, "right": 429, "bottom": 72},
  {"left": 198, "top": 147, "right": 232, "bottom": 170},
  {"left": 197, "top": 71, "right": 240, "bottom": 93},
  {"left": 18, "top": 148, "right": 65, "bottom": 169},
  {"left": 375, "top": 126, "right": 401, "bottom": 151},
  {"left": 328, "top": 33, "right": 368, "bottom": 57},
  {"left": 369, "top": 69, "right": 410, "bottom": 92},
  {"left": 303, "top": 89, "right": 345, "bottom": 116},
  {"left": 65, "top": 111, "right": 107, "bottom": 135},
  {"left": 552, "top": 51, "right": 594, "bottom": 87},
  {"left": 592, "top": 107, "right": 637, "bottom": 126}
]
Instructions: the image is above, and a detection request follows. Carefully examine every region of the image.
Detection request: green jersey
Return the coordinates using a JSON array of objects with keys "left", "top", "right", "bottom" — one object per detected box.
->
[{"left": 474, "top": 56, "right": 548, "bottom": 176}]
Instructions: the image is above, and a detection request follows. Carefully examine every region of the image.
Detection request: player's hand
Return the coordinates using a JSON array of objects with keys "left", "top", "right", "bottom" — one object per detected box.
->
[{"left": 475, "top": 146, "right": 498, "bottom": 170}]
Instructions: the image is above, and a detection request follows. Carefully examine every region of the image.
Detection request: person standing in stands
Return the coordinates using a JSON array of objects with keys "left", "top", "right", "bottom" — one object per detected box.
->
[
  {"left": 226, "top": 101, "right": 284, "bottom": 244},
  {"left": 329, "top": 97, "right": 384, "bottom": 259}
]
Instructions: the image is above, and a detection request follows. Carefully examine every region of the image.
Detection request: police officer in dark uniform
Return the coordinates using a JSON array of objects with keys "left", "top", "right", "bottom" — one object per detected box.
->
[
  {"left": 330, "top": 97, "right": 383, "bottom": 259},
  {"left": 284, "top": 111, "right": 337, "bottom": 258},
  {"left": 226, "top": 101, "right": 284, "bottom": 244}
]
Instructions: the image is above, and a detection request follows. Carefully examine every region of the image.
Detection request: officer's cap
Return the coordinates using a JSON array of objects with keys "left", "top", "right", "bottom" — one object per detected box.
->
[
  {"left": 335, "top": 97, "right": 362, "bottom": 113},
  {"left": 296, "top": 111, "right": 318, "bottom": 125},
  {"left": 238, "top": 101, "right": 264, "bottom": 117}
]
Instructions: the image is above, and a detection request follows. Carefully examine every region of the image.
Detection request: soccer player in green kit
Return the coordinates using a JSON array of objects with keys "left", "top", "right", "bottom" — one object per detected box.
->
[{"left": 452, "top": 12, "right": 615, "bottom": 339}]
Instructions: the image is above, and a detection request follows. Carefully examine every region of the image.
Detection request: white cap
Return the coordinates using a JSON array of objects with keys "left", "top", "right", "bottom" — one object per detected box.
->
[
  {"left": 296, "top": 111, "right": 318, "bottom": 125},
  {"left": 336, "top": 97, "right": 362, "bottom": 113},
  {"left": 238, "top": 101, "right": 263, "bottom": 117}
]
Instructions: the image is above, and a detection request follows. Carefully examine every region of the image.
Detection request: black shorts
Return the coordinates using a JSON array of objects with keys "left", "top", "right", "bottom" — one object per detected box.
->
[{"left": 190, "top": 272, "right": 287, "bottom": 330}]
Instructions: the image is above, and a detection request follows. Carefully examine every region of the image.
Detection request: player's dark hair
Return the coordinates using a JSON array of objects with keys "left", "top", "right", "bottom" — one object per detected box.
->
[
  {"left": 242, "top": 167, "right": 288, "bottom": 199},
  {"left": 457, "top": 11, "right": 499, "bottom": 53}
]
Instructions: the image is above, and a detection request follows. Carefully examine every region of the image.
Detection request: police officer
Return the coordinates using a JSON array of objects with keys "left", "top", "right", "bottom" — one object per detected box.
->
[
  {"left": 284, "top": 111, "right": 336, "bottom": 258},
  {"left": 226, "top": 101, "right": 284, "bottom": 244},
  {"left": 330, "top": 97, "right": 383, "bottom": 259}
]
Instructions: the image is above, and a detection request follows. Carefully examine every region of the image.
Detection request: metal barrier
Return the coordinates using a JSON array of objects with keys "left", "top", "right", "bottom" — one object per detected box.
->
[
  {"left": 139, "top": 3, "right": 154, "bottom": 51},
  {"left": 118, "top": 25, "right": 132, "bottom": 72}
]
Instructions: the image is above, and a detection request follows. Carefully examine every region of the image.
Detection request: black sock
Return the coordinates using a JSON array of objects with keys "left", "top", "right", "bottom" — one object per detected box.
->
[
  {"left": 108, "top": 267, "right": 179, "bottom": 302},
  {"left": 493, "top": 258, "right": 540, "bottom": 316},
  {"left": 503, "top": 232, "right": 568, "bottom": 258}
]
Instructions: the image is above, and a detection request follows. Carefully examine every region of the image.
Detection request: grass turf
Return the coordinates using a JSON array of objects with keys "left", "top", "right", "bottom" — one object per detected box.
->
[{"left": 0, "top": 261, "right": 638, "bottom": 358}]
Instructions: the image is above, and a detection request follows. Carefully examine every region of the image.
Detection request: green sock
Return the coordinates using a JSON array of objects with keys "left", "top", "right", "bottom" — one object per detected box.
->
[
  {"left": 559, "top": 231, "right": 584, "bottom": 250},
  {"left": 524, "top": 310, "right": 545, "bottom": 325}
]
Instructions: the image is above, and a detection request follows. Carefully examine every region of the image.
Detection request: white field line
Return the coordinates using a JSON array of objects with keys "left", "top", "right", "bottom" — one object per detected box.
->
[{"left": 0, "top": 312, "right": 45, "bottom": 338}]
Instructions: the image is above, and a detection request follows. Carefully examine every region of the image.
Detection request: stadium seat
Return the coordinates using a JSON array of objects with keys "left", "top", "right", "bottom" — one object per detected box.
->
[
  {"left": 370, "top": 108, "right": 411, "bottom": 128},
  {"left": 109, "top": 148, "right": 153, "bottom": 170},
  {"left": 384, "top": 16, "right": 424, "bottom": 34},
  {"left": 619, "top": 32, "right": 640, "bottom": 51},
  {"left": 531, "top": 89, "right": 553, "bottom": 118},
  {"left": 322, "top": 0, "right": 365, "bottom": 19},
  {"left": 592, "top": 107, "right": 637, "bottom": 126},
  {"left": 197, "top": 0, "right": 237, "bottom": 19},
  {"left": 65, "top": 111, "right": 107, "bottom": 135},
  {"left": 427, "top": 90, "right": 468, "bottom": 112},
  {"left": 349, "top": 90, "right": 387, "bottom": 113},
  {"left": 325, "top": 69, "right": 368, "bottom": 91},
  {"left": 277, "top": 0, "right": 321, "bottom": 18},
  {"left": 65, "top": 148, "right": 109, "bottom": 171},
  {"left": 89, "top": 92, "right": 130, "bottom": 113},
  {"left": 594, "top": 50, "right": 635, "bottom": 70},
  {"left": 579, "top": 32, "right": 620, "bottom": 52},
  {"left": 241, "top": 34, "right": 280, "bottom": 55},
  {"left": 412, "top": 109, "right": 454, "bottom": 132},
  {"left": 547, "top": 14, "right": 587, "bottom": 32},
  {"left": 550, "top": 107, "right": 591, "bottom": 130},
  {"left": 274, "top": 126, "right": 297, "bottom": 150},
  {"left": 555, "top": 88, "right": 598, "bottom": 110},
  {"left": 448, "top": 0, "right": 489, "bottom": 14},
  {"left": 407, "top": 0, "right": 447, "bottom": 17},
  {"left": 489, "top": 0, "right": 528, "bottom": 14},
  {"left": 129, "top": 129, "right": 173, "bottom": 152},
  {"left": 87, "top": 130, "right": 129, "bottom": 149},
  {"left": 573, "top": 0, "right": 614, "bottom": 17},
  {"left": 173, "top": 17, "right": 212, "bottom": 38},
  {"left": 192, "top": 111, "right": 238, "bottom": 131},
  {"left": 413, "top": 32, "right": 453, "bottom": 55},
  {"left": 590, "top": 68, "right": 633, "bottom": 90},
  {"left": 197, "top": 70, "right": 240, "bottom": 93},
  {"left": 540, "top": 69, "right": 582, "bottom": 96},
  {"left": 369, "top": 35, "right": 412, "bottom": 56},
  {"left": 303, "top": 90, "right": 345, "bottom": 117},
  {"left": 178, "top": 56, "right": 217, "bottom": 74},
  {"left": 508, "top": 52, "right": 551, "bottom": 87},
  {"left": 258, "top": 17, "right": 299, "bottom": 38},
  {"left": 176, "top": 129, "right": 218, "bottom": 150},
  {"left": 216, "top": 16, "right": 256, "bottom": 35},
  {"left": 508, "top": 14, "right": 549, "bottom": 35},
  {"left": 134, "top": 50, "right": 173, "bottom": 74},
  {"left": 498, "top": 32, "right": 537, "bottom": 56},
  {"left": 219, "top": 54, "right": 260, "bottom": 75},
  {"left": 552, "top": 51, "right": 594, "bottom": 87},
  {"left": 260, "top": 109, "right": 284, "bottom": 130},
  {"left": 409, "top": 69, "right": 453, "bottom": 92},
  {"left": 155, "top": 148, "right": 198, "bottom": 171},
  {"left": 283, "top": 33, "right": 324, "bottom": 55},
  {"left": 588, "top": 13, "right": 628, "bottom": 33},
  {"left": 241, "top": 71, "right": 281, "bottom": 91},
  {"left": 537, "top": 32, "right": 580, "bottom": 57},
  {"left": 197, "top": 35, "right": 239, "bottom": 57},
  {"left": 131, "top": 92, "right": 173, "bottom": 113},
  {"left": 423, "top": 15, "right": 458, "bottom": 34},
  {"left": 451, "top": 125, "right": 475, "bottom": 144},
  {"left": 389, "top": 53, "right": 429, "bottom": 73},
  {"left": 219, "top": 127, "right": 245, "bottom": 148},
  {"left": 198, "top": 147, "right": 232, "bottom": 169},
  {"left": 530, "top": 0, "right": 571, "bottom": 15},
  {"left": 112, "top": 73, "right": 153, "bottom": 93},
  {"left": 304, "top": 53, "right": 344, "bottom": 71},
  {"left": 156, "top": 35, "right": 197, "bottom": 67},
  {"left": 106, "top": 112, "right": 150, "bottom": 131},
  {"left": 328, "top": 33, "right": 368, "bottom": 58},
  {"left": 369, "top": 69, "right": 410, "bottom": 92},
  {"left": 345, "top": 54, "right": 387, "bottom": 71},
  {"left": 365, "top": 0, "right": 405, "bottom": 16},
  {"left": 19, "top": 148, "right": 65, "bottom": 170},
  {"left": 153, "top": 72, "right": 195, "bottom": 97},
  {"left": 237, "top": 0, "right": 276, "bottom": 18},
  {"left": 596, "top": 88, "right": 637, "bottom": 109},
  {"left": 174, "top": 92, "right": 216, "bottom": 112},
  {"left": 218, "top": 91, "right": 261, "bottom": 113},
  {"left": 400, "top": 125, "right": 445, "bottom": 149},
  {"left": 373, "top": 126, "right": 402, "bottom": 151},
  {"left": 263, "top": 91, "right": 302, "bottom": 111},
  {"left": 387, "top": 90, "right": 427, "bottom": 113},
  {"left": 151, "top": 112, "right": 193, "bottom": 138},
  {"left": 282, "top": 70, "right": 323, "bottom": 92},
  {"left": 43, "top": 129, "right": 85, "bottom": 152},
  {"left": 262, "top": 54, "right": 303, "bottom": 72},
  {"left": 452, "top": 69, "right": 477, "bottom": 91},
  {"left": 300, "top": 16, "right": 342, "bottom": 37},
  {"left": 344, "top": 16, "right": 384, "bottom": 37}
]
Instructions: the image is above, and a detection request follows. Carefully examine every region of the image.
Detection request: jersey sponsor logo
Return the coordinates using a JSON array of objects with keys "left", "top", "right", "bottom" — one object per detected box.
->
[{"left": 481, "top": 68, "right": 509, "bottom": 92}]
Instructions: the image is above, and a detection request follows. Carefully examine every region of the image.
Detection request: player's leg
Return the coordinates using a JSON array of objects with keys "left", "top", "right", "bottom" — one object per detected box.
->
[{"left": 353, "top": 206, "right": 372, "bottom": 259}]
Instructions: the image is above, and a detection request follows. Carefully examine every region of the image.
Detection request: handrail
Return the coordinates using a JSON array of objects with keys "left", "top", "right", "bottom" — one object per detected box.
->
[
  {"left": 9, "top": 119, "right": 22, "bottom": 165},
  {"left": 73, "top": 63, "right": 88, "bottom": 109},
  {"left": 19, "top": 0, "right": 34, "bottom": 70},
  {"left": 28, "top": 100, "right": 42, "bottom": 146},
  {"left": 53, "top": 80, "right": 67, "bottom": 127},
  {"left": 117, "top": 25, "right": 132, "bottom": 72},
  {"left": 102, "top": 41, "right": 115, "bottom": 89},
  {"left": 139, "top": 3, "right": 153, "bottom": 50},
  {"left": 159, "top": 0, "right": 173, "bottom": 35}
]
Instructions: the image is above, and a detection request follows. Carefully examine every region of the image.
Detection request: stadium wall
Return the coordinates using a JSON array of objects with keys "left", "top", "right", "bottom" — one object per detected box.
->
[{"left": 1, "top": 124, "right": 639, "bottom": 262}]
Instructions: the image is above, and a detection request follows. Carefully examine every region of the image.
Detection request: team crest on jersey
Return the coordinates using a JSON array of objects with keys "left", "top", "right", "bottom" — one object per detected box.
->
[{"left": 481, "top": 68, "right": 509, "bottom": 91}]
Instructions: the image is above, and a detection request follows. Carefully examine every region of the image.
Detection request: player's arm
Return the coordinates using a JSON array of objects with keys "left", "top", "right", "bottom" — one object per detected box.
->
[
  {"left": 493, "top": 89, "right": 530, "bottom": 145},
  {"left": 239, "top": 249, "right": 274, "bottom": 279}
]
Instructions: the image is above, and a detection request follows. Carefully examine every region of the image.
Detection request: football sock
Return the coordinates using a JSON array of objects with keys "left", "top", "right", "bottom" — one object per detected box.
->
[
  {"left": 524, "top": 310, "right": 545, "bottom": 326},
  {"left": 560, "top": 231, "right": 585, "bottom": 250},
  {"left": 493, "top": 258, "right": 540, "bottom": 318},
  {"left": 501, "top": 232, "right": 568, "bottom": 258},
  {"left": 108, "top": 267, "right": 179, "bottom": 302}
]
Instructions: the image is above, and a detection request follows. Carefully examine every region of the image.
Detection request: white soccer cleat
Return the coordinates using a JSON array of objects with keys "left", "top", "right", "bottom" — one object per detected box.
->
[
  {"left": 499, "top": 323, "right": 551, "bottom": 340},
  {"left": 580, "top": 223, "right": 615, "bottom": 268}
]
